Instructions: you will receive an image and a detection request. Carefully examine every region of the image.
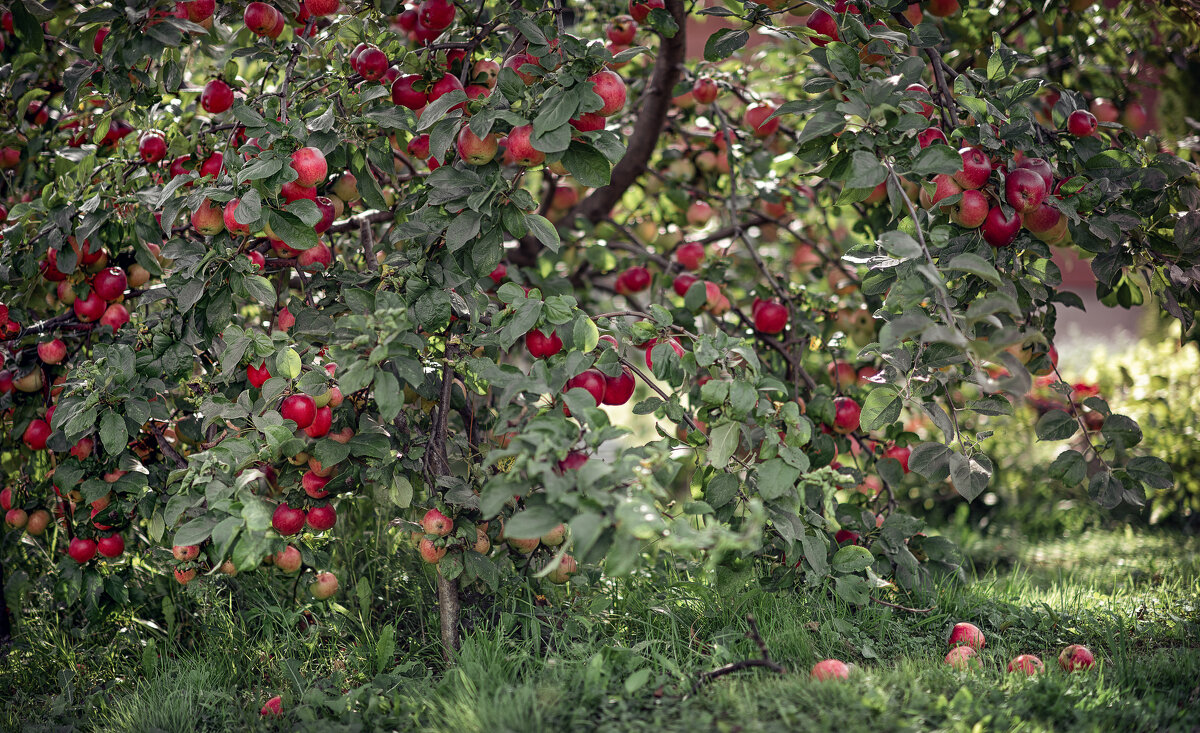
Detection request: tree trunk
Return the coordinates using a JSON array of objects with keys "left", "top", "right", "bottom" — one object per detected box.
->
[{"left": 436, "top": 571, "right": 460, "bottom": 662}]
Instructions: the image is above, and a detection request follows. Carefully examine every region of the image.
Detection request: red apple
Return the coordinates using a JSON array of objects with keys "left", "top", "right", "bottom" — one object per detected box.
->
[
  {"left": 981, "top": 206, "right": 1020, "bottom": 247},
  {"left": 419, "top": 537, "right": 446, "bottom": 563},
  {"left": 615, "top": 266, "right": 651, "bottom": 294},
  {"left": 692, "top": 77, "right": 718, "bottom": 104},
  {"left": 832, "top": 396, "right": 860, "bottom": 434},
  {"left": 280, "top": 394, "right": 316, "bottom": 428},
  {"left": 589, "top": 70, "right": 627, "bottom": 116},
  {"left": 954, "top": 147, "right": 991, "bottom": 190},
  {"left": 456, "top": 126, "right": 499, "bottom": 165},
  {"left": 272, "top": 503, "right": 306, "bottom": 535},
  {"left": 754, "top": 301, "right": 788, "bottom": 334},
  {"left": 191, "top": 198, "right": 225, "bottom": 235},
  {"left": 200, "top": 79, "right": 234, "bottom": 114},
  {"left": 601, "top": 366, "right": 636, "bottom": 405},
  {"left": 950, "top": 189, "right": 989, "bottom": 229},
  {"left": 73, "top": 291, "right": 106, "bottom": 322},
  {"left": 918, "top": 127, "right": 947, "bottom": 148},
  {"left": 628, "top": 0, "right": 664, "bottom": 23},
  {"left": 138, "top": 132, "right": 167, "bottom": 164},
  {"left": 744, "top": 103, "right": 780, "bottom": 138},
  {"left": 1066, "top": 109, "right": 1097, "bottom": 137},
  {"left": 68, "top": 537, "right": 98, "bottom": 563},
  {"left": 948, "top": 622, "right": 985, "bottom": 650},
  {"left": 1008, "top": 654, "right": 1044, "bottom": 675},
  {"left": 525, "top": 329, "right": 562, "bottom": 358},
  {"left": 422, "top": 508, "right": 453, "bottom": 536},
  {"left": 306, "top": 504, "right": 336, "bottom": 531},
  {"left": 260, "top": 696, "right": 283, "bottom": 716},
  {"left": 1005, "top": 168, "right": 1047, "bottom": 213},
  {"left": 945, "top": 646, "right": 978, "bottom": 669},
  {"left": 274, "top": 544, "right": 302, "bottom": 571},
  {"left": 391, "top": 74, "right": 428, "bottom": 109},
  {"left": 811, "top": 659, "right": 850, "bottom": 680},
  {"left": 1058, "top": 644, "right": 1095, "bottom": 672},
  {"left": 92, "top": 267, "right": 128, "bottom": 301},
  {"left": 607, "top": 15, "right": 637, "bottom": 44},
  {"left": 310, "top": 571, "right": 339, "bottom": 599},
  {"left": 97, "top": 534, "right": 125, "bottom": 558},
  {"left": 566, "top": 369, "right": 607, "bottom": 407},
  {"left": 38, "top": 339, "right": 67, "bottom": 364},
  {"left": 290, "top": 147, "right": 327, "bottom": 187},
  {"left": 504, "top": 125, "right": 545, "bottom": 167},
  {"left": 673, "top": 273, "right": 698, "bottom": 296},
  {"left": 806, "top": 10, "right": 838, "bottom": 46},
  {"left": 882, "top": 444, "right": 911, "bottom": 473},
  {"left": 99, "top": 304, "right": 130, "bottom": 333},
  {"left": 675, "top": 242, "right": 705, "bottom": 270},
  {"left": 906, "top": 83, "right": 934, "bottom": 118}
]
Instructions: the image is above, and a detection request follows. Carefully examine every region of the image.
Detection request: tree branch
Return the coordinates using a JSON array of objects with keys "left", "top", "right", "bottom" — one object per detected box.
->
[{"left": 565, "top": 0, "right": 686, "bottom": 226}]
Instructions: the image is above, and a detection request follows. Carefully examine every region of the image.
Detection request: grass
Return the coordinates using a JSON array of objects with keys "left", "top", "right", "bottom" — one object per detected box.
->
[{"left": 2, "top": 528, "right": 1198, "bottom": 732}]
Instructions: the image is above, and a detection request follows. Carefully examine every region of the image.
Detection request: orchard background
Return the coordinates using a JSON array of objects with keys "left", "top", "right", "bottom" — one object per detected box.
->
[{"left": 1, "top": 0, "right": 1199, "bottom": 729}]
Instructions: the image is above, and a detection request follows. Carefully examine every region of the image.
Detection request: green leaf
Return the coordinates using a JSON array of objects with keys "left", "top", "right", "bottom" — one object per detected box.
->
[
  {"left": 1126, "top": 456, "right": 1173, "bottom": 490},
  {"left": 707, "top": 422, "right": 740, "bottom": 469},
  {"left": 845, "top": 151, "right": 886, "bottom": 189},
  {"left": 910, "top": 144, "right": 961, "bottom": 176},
  {"left": 503, "top": 506, "right": 563, "bottom": 539},
  {"left": 945, "top": 253, "right": 1001, "bottom": 286},
  {"left": 561, "top": 142, "right": 612, "bottom": 188},
  {"left": 624, "top": 668, "right": 652, "bottom": 694},
  {"left": 98, "top": 410, "right": 127, "bottom": 456},
  {"left": 173, "top": 515, "right": 219, "bottom": 548},
  {"left": 834, "top": 575, "right": 870, "bottom": 605},
  {"left": 1048, "top": 449, "right": 1087, "bottom": 485},
  {"left": 1101, "top": 414, "right": 1142, "bottom": 448},
  {"left": 757, "top": 458, "right": 801, "bottom": 501},
  {"left": 832, "top": 545, "right": 874, "bottom": 573},
  {"left": 825, "top": 42, "right": 861, "bottom": 81},
  {"left": 798, "top": 110, "right": 845, "bottom": 143},
  {"left": 860, "top": 388, "right": 902, "bottom": 432},
  {"left": 417, "top": 91, "right": 466, "bottom": 131},
  {"left": 705, "top": 473, "right": 739, "bottom": 509},
  {"left": 266, "top": 208, "right": 317, "bottom": 252},
  {"left": 1035, "top": 410, "right": 1078, "bottom": 441},
  {"left": 524, "top": 214, "right": 560, "bottom": 253},
  {"left": 704, "top": 28, "right": 748, "bottom": 62}
]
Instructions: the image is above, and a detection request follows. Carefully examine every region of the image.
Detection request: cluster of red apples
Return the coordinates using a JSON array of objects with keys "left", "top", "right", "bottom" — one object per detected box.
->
[{"left": 811, "top": 622, "right": 1096, "bottom": 681}]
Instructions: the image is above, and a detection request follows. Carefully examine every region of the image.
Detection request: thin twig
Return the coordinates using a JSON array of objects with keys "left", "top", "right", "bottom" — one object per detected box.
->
[{"left": 693, "top": 614, "right": 786, "bottom": 691}]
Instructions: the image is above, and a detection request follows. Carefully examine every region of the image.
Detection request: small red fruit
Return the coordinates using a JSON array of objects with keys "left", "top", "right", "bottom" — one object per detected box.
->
[
  {"left": 565, "top": 369, "right": 607, "bottom": 407},
  {"left": 948, "top": 622, "right": 985, "bottom": 650},
  {"left": 832, "top": 396, "right": 860, "bottom": 434},
  {"left": 422, "top": 508, "right": 453, "bottom": 536},
  {"left": 1066, "top": 109, "right": 1098, "bottom": 137},
  {"left": 811, "top": 659, "right": 850, "bottom": 680},
  {"left": 525, "top": 329, "right": 562, "bottom": 359},
  {"left": 200, "top": 79, "right": 234, "bottom": 114},
  {"left": 280, "top": 394, "right": 317, "bottom": 428},
  {"left": 68, "top": 537, "right": 98, "bottom": 563},
  {"left": 272, "top": 503, "right": 306, "bottom": 535},
  {"left": 1058, "top": 644, "right": 1095, "bottom": 672},
  {"left": 306, "top": 504, "right": 337, "bottom": 531},
  {"left": 601, "top": 366, "right": 636, "bottom": 405}
]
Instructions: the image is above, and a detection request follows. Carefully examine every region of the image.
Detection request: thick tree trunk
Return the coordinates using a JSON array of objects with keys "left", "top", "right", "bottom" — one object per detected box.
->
[{"left": 436, "top": 572, "right": 460, "bottom": 662}]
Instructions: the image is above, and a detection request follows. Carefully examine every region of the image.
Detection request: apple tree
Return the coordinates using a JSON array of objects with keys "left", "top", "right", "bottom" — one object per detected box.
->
[{"left": 0, "top": 0, "right": 1196, "bottom": 652}]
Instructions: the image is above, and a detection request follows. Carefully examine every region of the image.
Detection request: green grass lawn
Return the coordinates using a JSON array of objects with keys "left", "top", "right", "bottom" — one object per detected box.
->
[{"left": 2, "top": 528, "right": 1198, "bottom": 732}]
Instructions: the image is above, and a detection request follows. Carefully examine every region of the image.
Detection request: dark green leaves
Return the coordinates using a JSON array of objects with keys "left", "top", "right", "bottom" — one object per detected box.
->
[
  {"left": 1035, "top": 409, "right": 1078, "bottom": 441},
  {"left": 561, "top": 142, "right": 612, "bottom": 188},
  {"left": 704, "top": 28, "right": 748, "bottom": 61},
  {"left": 266, "top": 208, "right": 317, "bottom": 252},
  {"left": 910, "top": 144, "right": 962, "bottom": 176},
  {"left": 524, "top": 214, "right": 560, "bottom": 253}
]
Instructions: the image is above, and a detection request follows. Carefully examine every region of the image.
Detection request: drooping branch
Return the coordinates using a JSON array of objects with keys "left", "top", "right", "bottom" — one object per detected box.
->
[{"left": 566, "top": 0, "right": 687, "bottom": 225}]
